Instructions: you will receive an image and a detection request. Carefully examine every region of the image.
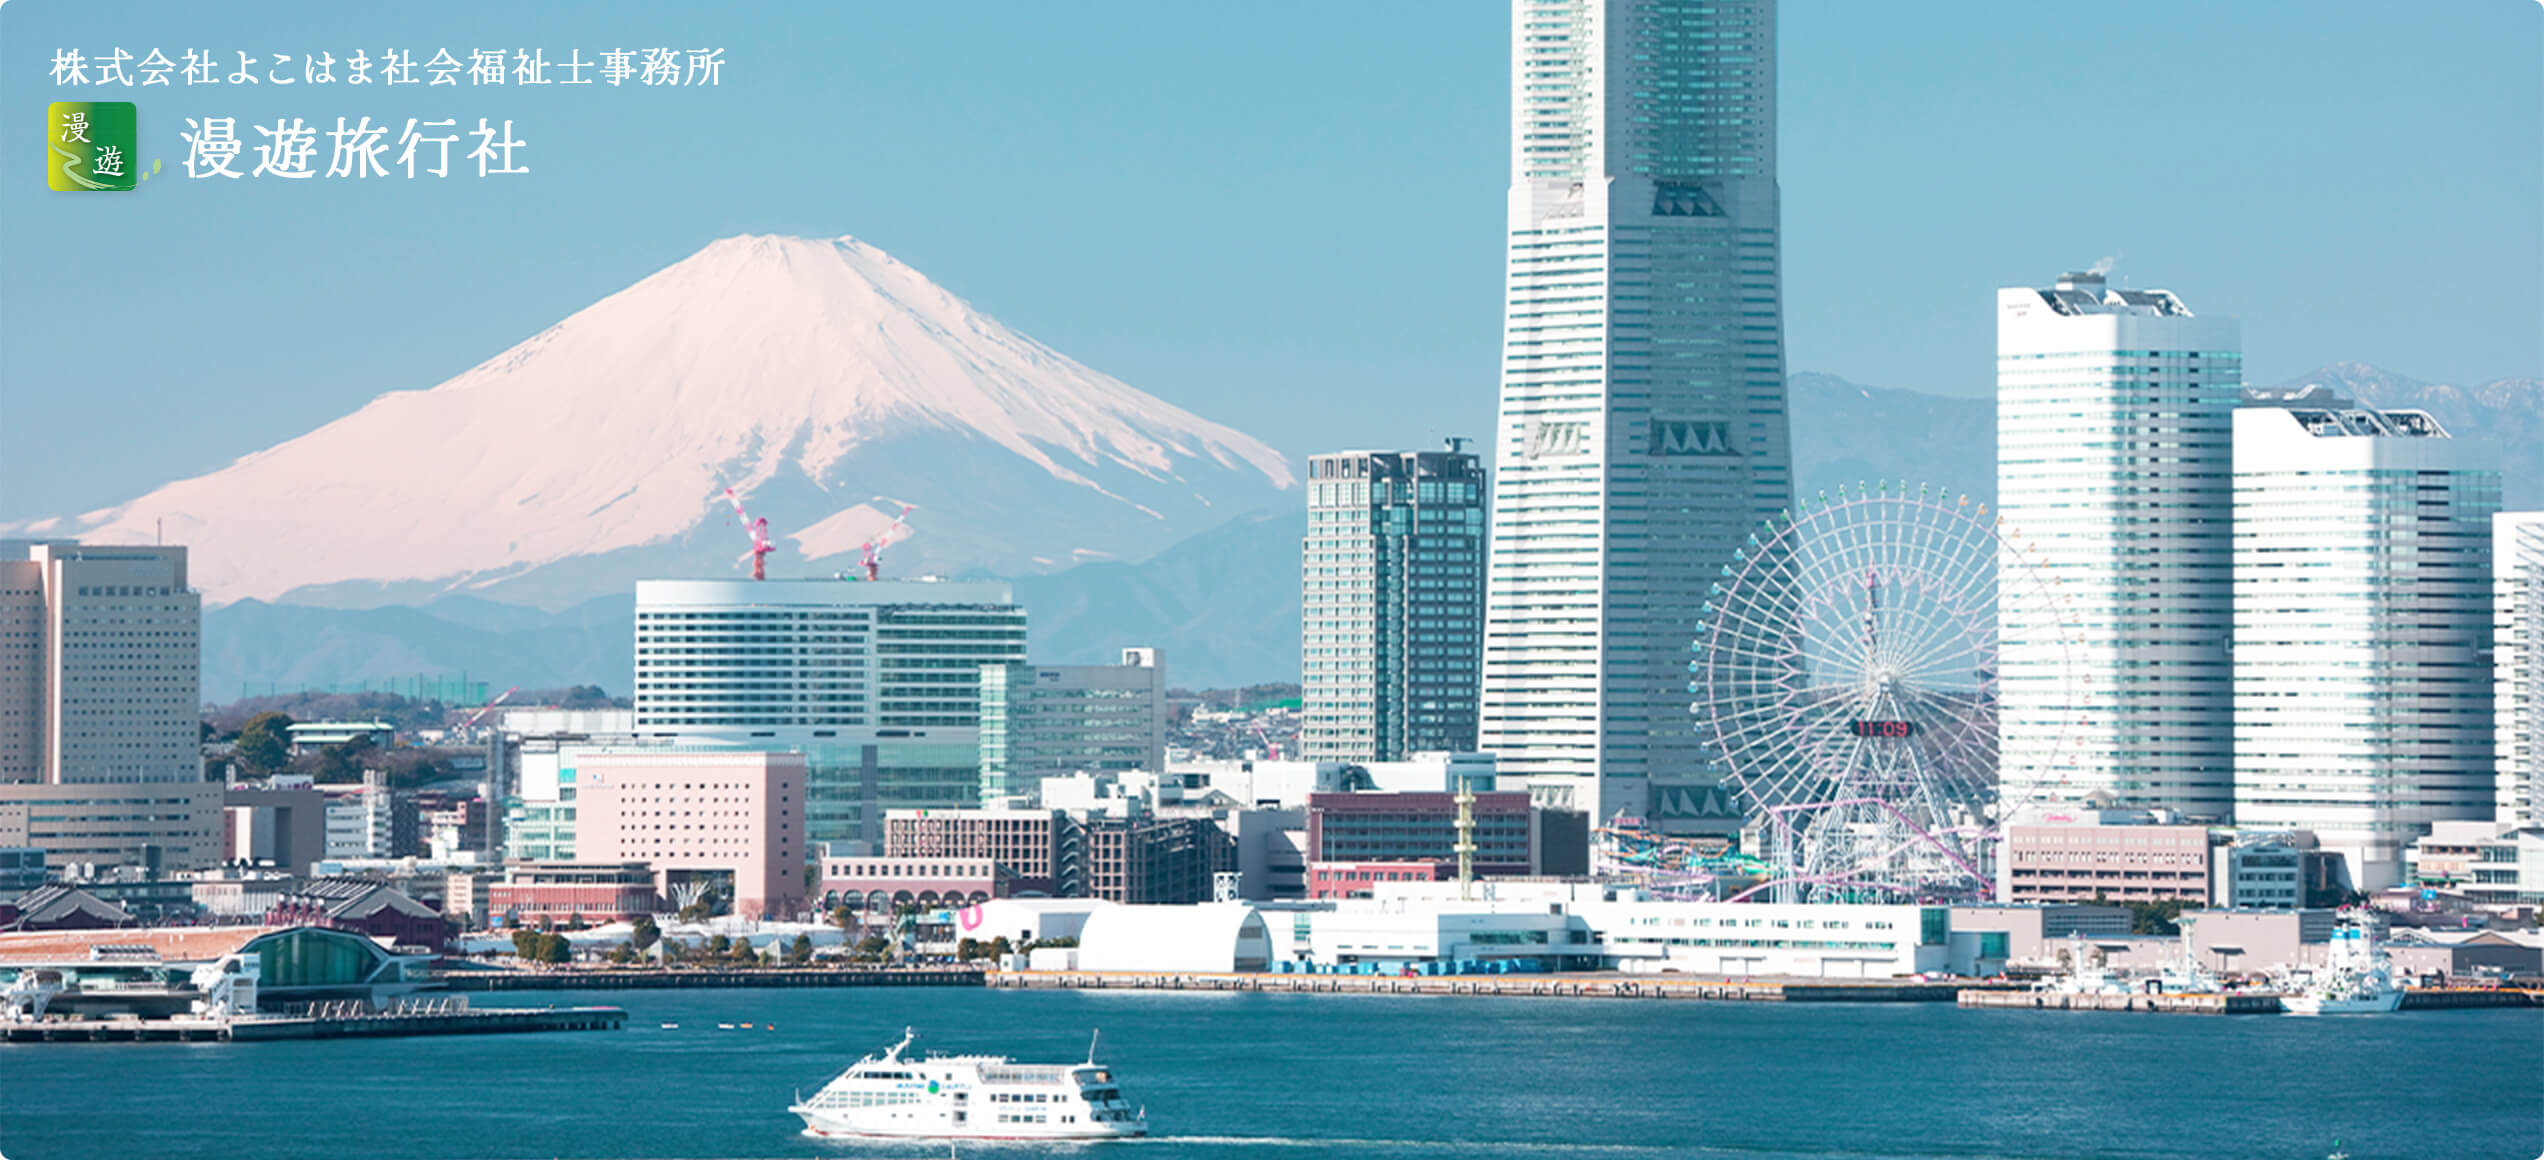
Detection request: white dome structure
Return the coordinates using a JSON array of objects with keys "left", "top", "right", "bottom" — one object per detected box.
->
[{"left": 1074, "top": 903, "right": 1271, "bottom": 974}]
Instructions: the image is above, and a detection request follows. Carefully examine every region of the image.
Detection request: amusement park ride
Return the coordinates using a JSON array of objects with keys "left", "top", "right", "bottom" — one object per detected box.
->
[{"left": 1601, "top": 480, "right": 2080, "bottom": 906}]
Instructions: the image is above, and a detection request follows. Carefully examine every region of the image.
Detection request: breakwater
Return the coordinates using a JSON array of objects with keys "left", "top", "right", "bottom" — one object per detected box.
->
[
  {"left": 439, "top": 966, "right": 985, "bottom": 991},
  {"left": 2, "top": 1003, "right": 625, "bottom": 1043},
  {"left": 989, "top": 969, "right": 2002, "bottom": 1003}
]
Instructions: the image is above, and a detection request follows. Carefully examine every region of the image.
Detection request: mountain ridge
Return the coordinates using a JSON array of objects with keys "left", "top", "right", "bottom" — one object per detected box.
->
[
  {"left": 180, "top": 361, "right": 2544, "bottom": 693},
  {"left": 21, "top": 233, "right": 1296, "bottom": 608}
]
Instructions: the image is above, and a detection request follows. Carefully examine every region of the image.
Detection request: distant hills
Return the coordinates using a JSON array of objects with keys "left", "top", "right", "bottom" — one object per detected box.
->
[
  {"left": 199, "top": 364, "right": 2540, "bottom": 696},
  {"left": 2257, "top": 362, "right": 2542, "bottom": 509}
]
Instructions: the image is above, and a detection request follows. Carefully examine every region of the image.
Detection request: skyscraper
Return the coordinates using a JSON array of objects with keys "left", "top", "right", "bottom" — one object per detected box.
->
[
  {"left": 1995, "top": 273, "right": 2240, "bottom": 819},
  {"left": 1304, "top": 447, "right": 1486, "bottom": 762},
  {"left": 2495, "top": 511, "right": 2544, "bottom": 827},
  {"left": 0, "top": 540, "right": 220, "bottom": 869},
  {"left": 1479, "top": 0, "right": 1795, "bottom": 829},
  {"left": 2232, "top": 400, "right": 2498, "bottom": 890}
]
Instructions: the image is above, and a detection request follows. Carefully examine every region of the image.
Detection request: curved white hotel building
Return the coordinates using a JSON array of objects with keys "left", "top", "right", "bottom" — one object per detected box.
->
[
  {"left": 1995, "top": 273, "right": 2240, "bottom": 819},
  {"left": 1480, "top": 0, "right": 1796, "bottom": 831},
  {"left": 633, "top": 578, "right": 1026, "bottom": 845},
  {"left": 2233, "top": 401, "right": 2497, "bottom": 890}
]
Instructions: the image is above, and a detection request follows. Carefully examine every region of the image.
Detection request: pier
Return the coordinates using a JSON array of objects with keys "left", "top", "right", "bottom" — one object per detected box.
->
[
  {"left": 1957, "top": 986, "right": 2541, "bottom": 1014},
  {"left": 1957, "top": 989, "right": 2283, "bottom": 1015},
  {"left": 988, "top": 969, "right": 1999, "bottom": 1003},
  {"left": 3, "top": 1000, "right": 625, "bottom": 1043},
  {"left": 438, "top": 966, "right": 985, "bottom": 992}
]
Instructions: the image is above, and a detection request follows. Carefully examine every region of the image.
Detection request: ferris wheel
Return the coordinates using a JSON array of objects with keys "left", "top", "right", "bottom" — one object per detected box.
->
[{"left": 1689, "top": 481, "right": 2074, "bottom": 902}]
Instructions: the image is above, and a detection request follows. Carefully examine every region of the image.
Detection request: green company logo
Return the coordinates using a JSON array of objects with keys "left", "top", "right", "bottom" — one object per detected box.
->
[{"left": 48, "top": 100, "right": 137, "bottom": 191}]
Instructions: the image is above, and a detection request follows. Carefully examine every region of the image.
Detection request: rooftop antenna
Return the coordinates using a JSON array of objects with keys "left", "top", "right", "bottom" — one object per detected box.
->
[{"left": 1444, "top": 435, "right": 1471, "bottom": 454}]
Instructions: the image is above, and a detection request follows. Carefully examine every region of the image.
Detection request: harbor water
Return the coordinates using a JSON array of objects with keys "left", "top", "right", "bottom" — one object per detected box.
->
[{"left": 3, "top": 985, "right": 2533, "bottom": 1160}]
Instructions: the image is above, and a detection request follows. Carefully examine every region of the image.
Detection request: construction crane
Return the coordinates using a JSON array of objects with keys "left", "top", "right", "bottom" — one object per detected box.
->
[
  {"left": 723, "top": 487, "right": 776, "bottom": 580},
  {"left": 857, "top": 497, "right": 917, "bottom": 581},
  {"left": 458, "top": 686, "right": 520, "bottom": 731}
]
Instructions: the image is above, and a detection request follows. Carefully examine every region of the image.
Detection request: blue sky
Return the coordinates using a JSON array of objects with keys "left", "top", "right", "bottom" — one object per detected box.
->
[{"left": 2, "top": 0, "right": 2537, "bottom": 524}]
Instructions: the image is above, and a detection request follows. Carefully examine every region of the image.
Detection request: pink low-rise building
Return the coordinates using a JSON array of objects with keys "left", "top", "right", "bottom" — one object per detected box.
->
[
  {"left": 818, "top": 855, "right": 1014, "bottom": 914},
  {"left": 572, "top": 751, "right": 807, "bottom": 919},
  {"left": 2003, "top": 810, "right": 2215, "bottom": 904},
  {"left": 1309, "top": 859, "right": 1450, "bottom": 899}
]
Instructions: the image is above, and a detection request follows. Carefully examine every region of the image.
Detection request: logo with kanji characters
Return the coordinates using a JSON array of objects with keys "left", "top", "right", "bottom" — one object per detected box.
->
[{"left": 48, "top": 101, "right": 137, "bottom": 191}]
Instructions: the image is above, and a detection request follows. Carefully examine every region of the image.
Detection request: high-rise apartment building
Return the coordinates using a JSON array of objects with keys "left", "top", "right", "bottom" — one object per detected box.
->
[
  {"left": 2232, "top": 401, "right": 2498, "bottom": 890},
  {"left": 1303, "top": 448, "right": 1485, "bottom": 762},
  {"left": 1996, "top": 273, "right": 2241, "bottom": 818},
  {"left": 0, "top": 541, "right": 201, "bottom": 784},
  {"left": 632, "top": 579, "right": 1026, "bottom": 845},
  {"left": 0, "top": 541, "right": 218, "bottom": 870},
  {"left": 2498, "top": 511, "right": 2544, "bottom": 828},
  {"left": 1480, "top": 0, "right": 1795, "bottom": 828},
  {"left": 979, "top": 648, "right": 1169, "bottom": 803}
]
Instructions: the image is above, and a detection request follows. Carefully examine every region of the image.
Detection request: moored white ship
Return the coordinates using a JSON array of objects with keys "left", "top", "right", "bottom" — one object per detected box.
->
[
  {"left": 791, "top": 1028, "right": 1147, "bottom": 1141},
  {"left": 2278, "top": 912, "right": 2403, "bottom": 1016}
]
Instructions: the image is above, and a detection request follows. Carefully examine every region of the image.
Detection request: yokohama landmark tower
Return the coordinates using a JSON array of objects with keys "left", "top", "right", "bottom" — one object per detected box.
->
[{"left": 1480, "top": 0, "right": 1795, "bottom": 829}]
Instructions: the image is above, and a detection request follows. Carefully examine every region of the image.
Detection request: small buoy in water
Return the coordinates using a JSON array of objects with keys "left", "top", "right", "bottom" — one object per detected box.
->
[
  {"left": 661, "top": 1023, "right": 679, "bottom": 1029},
  {"left": 741, "top": 1022, "right": 755, "bottom": 1029},
  {"left": 718, "top": 1023, "right": 735, "bottom": 1029}
]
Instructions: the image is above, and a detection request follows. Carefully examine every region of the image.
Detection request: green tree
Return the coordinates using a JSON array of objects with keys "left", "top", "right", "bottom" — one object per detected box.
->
[
  {"left": 707, "top": 934, "right": 731, "bottom": 957},
  {"left": 788, "top": 934, "right": 814, "bottom": 964},
  {"left": 235, "top": 712, "right": 294, "bottom": 773},
  {"left": 956, "top": 937, "right": 981, "bottom": 962},
  {"left": 830, "top": 906, "right": 860, "bottom": 936},
  {"left": 630, "top": 915, "right": 661, "bottom": 957},
  {"left": 2125, "top": 899, "right": 2185, "bottom": 936},
  {"left": 853, "top": 934, "right": 891, "bottom": 963},
  {"left": 986, "top": 936, "right": 1013, "bottom": 960},
  {"left": 539, "top": 933, "right": 573, "bottom": 964},
  {"left": 607, "top": 944, "right": 636, "bottom": 965}
]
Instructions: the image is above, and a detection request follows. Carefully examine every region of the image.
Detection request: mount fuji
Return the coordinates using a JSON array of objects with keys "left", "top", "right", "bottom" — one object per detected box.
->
[{"left": 30, "top": 234, "right": 1298, "bottom": 608}]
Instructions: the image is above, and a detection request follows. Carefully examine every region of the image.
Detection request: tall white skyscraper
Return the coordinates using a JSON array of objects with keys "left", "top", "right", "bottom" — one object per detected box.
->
[
  {"left": 1996, "top": 273, "right": 2240, "bottom": 819},
  {"left": 1479, "top": 0, "right": 1795, "bottom": 831},
  {"left": 2496, "top": 510, "right": 2544, "bottom": 827},
  {"left": 2232, "top": 401, "right": 2498, "bottom": 890}
]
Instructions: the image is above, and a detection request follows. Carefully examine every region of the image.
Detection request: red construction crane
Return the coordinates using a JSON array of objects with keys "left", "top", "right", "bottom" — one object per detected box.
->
[
  {"left": 724, "top": 487, "right": 776, "bottom": 580},
  {"left": 459, "top": 686, "right": 520, "bottom": 730},
  {"left": 857, "top": 497, "right": 917, "bottom": 581}
]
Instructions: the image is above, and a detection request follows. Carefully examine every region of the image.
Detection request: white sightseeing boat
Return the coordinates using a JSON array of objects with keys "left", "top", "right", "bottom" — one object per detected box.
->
[
  {"left": 791, "top": 1028, "right": 1147, "bottom": 1141},
  {"left": 2279, "top": 913, "right": 2403, "bottom": 1016}
]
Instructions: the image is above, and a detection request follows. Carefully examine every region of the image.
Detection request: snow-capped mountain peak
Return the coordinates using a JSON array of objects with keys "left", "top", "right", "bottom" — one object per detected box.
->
[{"left": 45, "top": 233, "right": 1296, "bottom": 607}]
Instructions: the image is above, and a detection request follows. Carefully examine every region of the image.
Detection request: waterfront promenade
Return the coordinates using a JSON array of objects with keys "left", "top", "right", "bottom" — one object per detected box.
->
[
  {"left": 990, "top": 968, "right": 2544, "bottom": 1013},
  {"left": 990, "top": 968, "right": 1996, "bottom": 1003},
  {"left": 438, "top": 965, "right": 984, "bottom": 991}
]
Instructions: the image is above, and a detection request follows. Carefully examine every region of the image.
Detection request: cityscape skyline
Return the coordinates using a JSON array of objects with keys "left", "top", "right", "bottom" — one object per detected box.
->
[
  {"left": 4, "top": 0, "right": 2539, "bottom": 529},
  {"left": 2, "top": 8, "right": 2539, "bottom": 1158}
]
